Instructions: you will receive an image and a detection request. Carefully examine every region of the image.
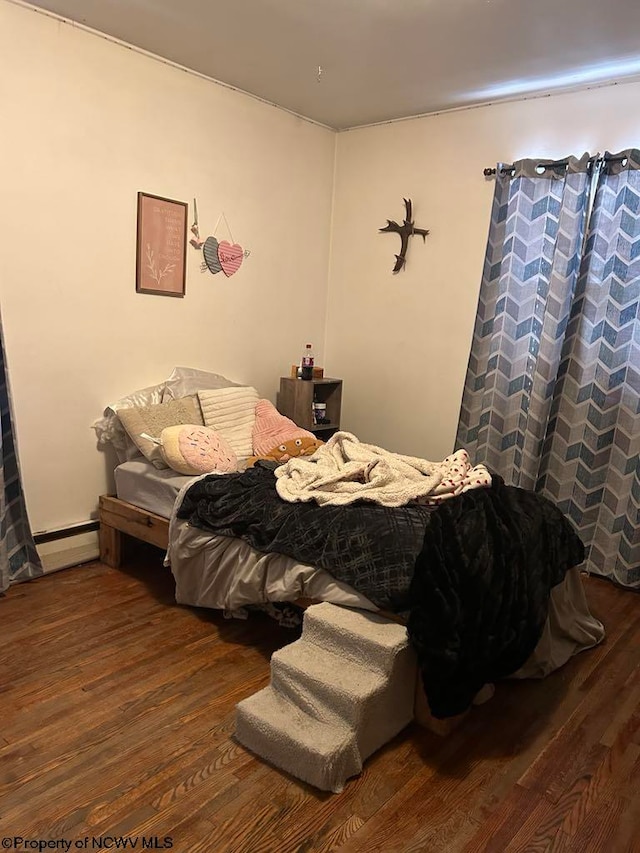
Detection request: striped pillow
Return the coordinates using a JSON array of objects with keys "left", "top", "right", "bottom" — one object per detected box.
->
[{"left": 197, "top": 386, "right": 259, "bottom": 461}]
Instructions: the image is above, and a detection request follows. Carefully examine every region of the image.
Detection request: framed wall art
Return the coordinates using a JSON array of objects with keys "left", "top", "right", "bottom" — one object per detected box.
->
[{"left": 136, "top": 192, "right": 188, "bottom": 297}]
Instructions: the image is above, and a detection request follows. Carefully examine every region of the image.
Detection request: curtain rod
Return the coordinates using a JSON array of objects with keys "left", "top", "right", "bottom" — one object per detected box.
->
[{"left": 483, "top": 154, "right": 627, "bottom": 177}]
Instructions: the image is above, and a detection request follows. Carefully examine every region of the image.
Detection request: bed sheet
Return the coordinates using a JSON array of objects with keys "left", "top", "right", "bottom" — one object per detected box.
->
[
  {"left": 114, "top": 458, "right": 196, "bottom": 518},
  {"left": 166, "top": 517, "right": 378, "bottom": 615}
]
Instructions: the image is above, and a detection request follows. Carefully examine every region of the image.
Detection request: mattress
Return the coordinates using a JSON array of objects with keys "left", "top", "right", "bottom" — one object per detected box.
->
[{"left": 114, "top": 458, "right": 195, "bottom": 518}]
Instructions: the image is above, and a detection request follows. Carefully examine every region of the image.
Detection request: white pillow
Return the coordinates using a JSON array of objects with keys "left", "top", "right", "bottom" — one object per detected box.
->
[
  {"left": 92, "top": 367, "right": 239, "bottom": 463},
  {"left": 198, "top": 386, "right": 259, "bottom": 461},
  {"left": 162, "top": 366, "right": 240, "bottom": 402}
]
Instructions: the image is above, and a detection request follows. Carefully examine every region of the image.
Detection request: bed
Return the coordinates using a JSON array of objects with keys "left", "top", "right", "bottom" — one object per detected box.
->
[
  {"left": 98, "top": 456, "right": 604, "bottom": 722},
  {"left": 94, "top": 368, "right": 605, "bottom": 730}
]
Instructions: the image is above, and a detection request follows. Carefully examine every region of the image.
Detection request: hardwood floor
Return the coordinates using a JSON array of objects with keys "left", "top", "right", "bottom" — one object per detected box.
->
[{"left": 1, "top": 549, "right": 639, "bottom": 852}]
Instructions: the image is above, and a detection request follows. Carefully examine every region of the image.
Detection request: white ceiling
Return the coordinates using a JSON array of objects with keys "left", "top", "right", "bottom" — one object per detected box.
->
[{"left": 22, "top": 0, "right": 640, "bottom": 130}]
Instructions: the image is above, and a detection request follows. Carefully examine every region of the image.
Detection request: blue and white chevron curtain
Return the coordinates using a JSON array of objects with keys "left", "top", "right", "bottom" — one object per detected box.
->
[
  {"left": 0, "top": 307, "right": 42, "bottom": 593},
  {"left": 457, "top": 150, "right": 640, "bottom": 588}
]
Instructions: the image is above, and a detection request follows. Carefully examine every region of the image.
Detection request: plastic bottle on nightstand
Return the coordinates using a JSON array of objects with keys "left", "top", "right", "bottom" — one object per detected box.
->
[{"left": 301, "top": 343, "right": 314, "bottom": 380}]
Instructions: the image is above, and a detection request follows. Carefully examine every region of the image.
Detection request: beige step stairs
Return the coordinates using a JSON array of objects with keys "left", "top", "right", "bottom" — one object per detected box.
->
[{"left": 235, "top": 601, "right": 417, "bottom": 792}]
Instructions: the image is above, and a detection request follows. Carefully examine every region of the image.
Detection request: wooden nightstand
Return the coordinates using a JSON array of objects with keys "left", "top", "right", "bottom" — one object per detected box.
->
[{"left": 276, "top": 377, "right": 342, "bottom": 441}]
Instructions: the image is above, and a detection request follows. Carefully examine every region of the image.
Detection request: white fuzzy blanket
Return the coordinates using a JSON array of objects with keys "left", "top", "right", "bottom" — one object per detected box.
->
[{"left": 274, "top": 431, "right": 492, "bottom": 507}]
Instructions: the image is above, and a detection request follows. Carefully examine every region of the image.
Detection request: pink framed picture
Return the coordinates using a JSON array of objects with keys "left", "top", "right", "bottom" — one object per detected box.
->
[{"left": 136, "top": 192, "right": 187, "bottom": 297}]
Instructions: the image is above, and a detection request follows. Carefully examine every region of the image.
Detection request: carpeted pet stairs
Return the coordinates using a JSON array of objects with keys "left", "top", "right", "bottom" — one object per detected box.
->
[{"left": 235, "top": 602, "right": 417, "bottom": 792}]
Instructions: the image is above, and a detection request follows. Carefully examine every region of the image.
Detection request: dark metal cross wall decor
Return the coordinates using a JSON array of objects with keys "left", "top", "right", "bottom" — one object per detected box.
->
[{"left": 379, "top": 198, "right": 429, "bottom": 273}]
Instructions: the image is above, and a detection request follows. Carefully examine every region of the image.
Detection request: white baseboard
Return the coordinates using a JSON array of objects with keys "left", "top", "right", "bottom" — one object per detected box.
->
[{"left": 37, "top": 531, "right": 100, "bottom": 573}]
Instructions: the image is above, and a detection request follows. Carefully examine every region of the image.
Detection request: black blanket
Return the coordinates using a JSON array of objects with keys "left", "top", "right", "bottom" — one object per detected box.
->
[
  {"left": 177, "top": 462, "right": 435, "bottom": 612},
  {"left": 406, "top": 475, "right": 584, "bottom": 716},
  {"left": 177, "top": 463, "right": 585, "bottom": 718}
]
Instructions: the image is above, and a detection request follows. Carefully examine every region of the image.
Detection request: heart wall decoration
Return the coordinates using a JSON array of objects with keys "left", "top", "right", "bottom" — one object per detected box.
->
[
  {"left": 202, "top": 236, "right": 222, "bottom": 275},
  {"left": 189, "top": 199, "right": 250, "bottom": 278},
  {"left": 217, "top": 241, "right": 243, "bottom": 277}
]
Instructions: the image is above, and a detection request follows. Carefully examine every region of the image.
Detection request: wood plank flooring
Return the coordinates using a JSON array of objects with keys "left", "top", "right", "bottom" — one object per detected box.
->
[{"left": 1, "top": 549, "right": 639, "bottom": 852}]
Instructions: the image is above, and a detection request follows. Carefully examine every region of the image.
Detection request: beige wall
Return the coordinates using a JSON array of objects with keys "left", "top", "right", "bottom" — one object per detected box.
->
[
  {"left": 3, "top": 0, "right": 640, "bottom": 541},
  {"left": 0, "top": 1, "right": 335, "bottom": 533},
  {"left": 326, "top": 82, "right": 640, "bottom": 460}
]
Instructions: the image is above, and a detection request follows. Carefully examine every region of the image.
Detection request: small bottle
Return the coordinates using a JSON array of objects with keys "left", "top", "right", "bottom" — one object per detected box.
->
[{"left": 301, "top": 343, "right": 314, "bottom": 381}]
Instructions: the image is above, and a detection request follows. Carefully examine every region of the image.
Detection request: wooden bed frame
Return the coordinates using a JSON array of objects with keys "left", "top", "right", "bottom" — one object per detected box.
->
[
  {"left": 97, "top": 493, "right": 466, "bottom": 735},
  {"left": 98, "top": 494, "right": 169, "bottom": 568}
]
